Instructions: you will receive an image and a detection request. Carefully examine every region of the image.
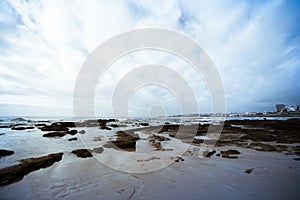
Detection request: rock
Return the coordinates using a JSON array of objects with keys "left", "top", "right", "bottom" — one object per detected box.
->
[
  {"left": 0, "top": 153, "right": 63, "bottom": 187},
  {"left": 72, "top": 149, "right": 92, "bottom": 158},
  {"left": 293, "top": 158, "right": 300, "bottom": 161},
  {"left": 51, "top": 122, "right": 75, "bottom": 127},
  {"left": 41, "top": 125, "right": 69, "bottom": 132},
  {"left": 11, "top": 126, "right": 34, "bottom": 131},
  {"left": 35, "top": 123, "right": 47, "bottom": 127},
  {"left": 148, "top": 134, "right": 170, "bottom": 143},
  {"left": 104, "top": 131, "right": 139, "bottom": 151},
  {"left": 193, "top": 139, "right": 204, "bottom": 144},
  {"left": 0, "top": 149, "right": 14, "bottom": 158},
  {"left": 216, "top": 153, "right": 221, "bottom": 157},
  {"left": 224, "top": 149, "right": 240, "bottom": 155},
  {"left": 203, "top": 150, "right": 216, "bottom": 157},
  {"left": 158, "top": 125, "right": 180, "bottom": 133},
  {"left": 173, "top": 156, "right": 184, "bottom": 162},
  {"left": 93, "top": 147, "right": 104, "bottom": 154},
  {"left": 110, "top": 124, "right": 127, "bottom": 128},
  {"left": 99, "top": 126, "right": 112, "bottom": 130},
  {"left": 221, "top": 149, "right": 240, "bottom": 159},
  {"left": 78, "top": 119, "right": 117, "bottom": 127},
  {"left": 68, "top": 137, "right": 77, "bottom": 141},
  {"left": 139, "top": 122, "right": 149, "bottom": 126},
  {"left": 79, "top": 130, "right": 86, "bottom": 134},
  {"left": 67, "top": 130, "right": 77, "bottom": 135},
  {"left": 245, "top": 168, "right": 254, "bottom": 174},
  {"left": 42, "top": 132, "right": 66, "bottom": 137},
  {"left": 10, "top": 118, "right": 26, "bottom": 122}
]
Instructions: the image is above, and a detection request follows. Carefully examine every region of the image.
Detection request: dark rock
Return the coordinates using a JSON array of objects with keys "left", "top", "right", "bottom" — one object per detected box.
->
[
  {"left": 203, "top": 150, "right": 216, "bottom": 157},
  {"left": 68, "top": 137, "right": 77, "bottom": 141},
  {"left": 193, "top": 139, "right": 204, "bottom": 144},
  {"left": 79, "top": 130, "right": 86, "bottom": 134},
  {"left": 99, "top": 126, "right": 112, "bottom": 130},
  {"left": 245, "top": 168, "right": 254, "bottom": 174},
  {"left": 11, "top": 126, "right": 34, "bottom": 131},
  {"left": 0, "top": 153, "right": 63, "bottom": 187},
  {"left": 41, "top": 125, "right": 69, "bottom": 132},
  {"left": 139, "top": 122, "right": 149, "bottom": 126},
  {"left": 72, "top": 149, "right": 92, "bottom": 158},
  {"left": 104, "top": 131, "right": 140, "bottom": 151},
  {"left": 173, "top": 156, "right": 184, "bottom": 162},
  {"left": 221, "top": 149, "right": 240, "bottom": 159},
  {"left": 158, "top": 124, "right": 180, "bottom": 133},
  {"left": 216, "top": 153, "right": 221, "bottom": 157},
  {"left": 67, "top": 130, "right": 77, "bottom": 135},
  {"left": 93, "top": 147, "right": 104, "bottom": 154},
  {"left": 0, "top": 149, "right": 14, "bottom": 158},
  {"left": 224, "top": 149, "right": 240, "bottom": 155},
  {"left": 293, "top": 158, "right": 300, "bottom": 161},
  {"left": 148, "top": 134, "right": 170, "bottom": 143},
  {"left": 76, "top": 119, "right": 117, "bottom": 127},
  {"left": 35, "top": 123, "right": 47, "bottom": 127},
  {"left": 110, "top": 124, "right": 127, "bottom": 128},
  {"left": 0, "top": 126, "right": 9, "bottom": 128},
  {"left": 42, "top": 132, "right": 66, "bottom": 137}
]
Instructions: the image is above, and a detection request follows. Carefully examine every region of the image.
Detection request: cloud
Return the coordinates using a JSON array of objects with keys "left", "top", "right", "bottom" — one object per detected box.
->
[{"left": 0, "top": 0, "right": 299, "bottom": 116}]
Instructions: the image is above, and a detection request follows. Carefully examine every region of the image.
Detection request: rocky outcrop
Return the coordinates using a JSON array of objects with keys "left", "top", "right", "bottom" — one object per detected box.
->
[
  {"left": 221, "top": 149, "right": 240, "bottom": 159},
  {"left": 11, "top": 126, "right": 34, "bottom": 131},
  {"left": 72, "top": 149, "right": 92, "bottom": 158},
  {"left": 104, "top": 131, "right": 139, "bottom": 151},
  {"left": 0, "top": 149, "right": 14, "bottom": 158},
  {"left": 148, "top": 134, "right": 170, "bottom": 142},
  {"left": 42, "top": 130, "right": 78, "bottom": 138},
  {"left": 41, "top": 125, "right": 69, "bottom": 132},
  {"left": 68, "top": 137, "right": 77, "bottom": 141},
  {"left": 203, "top": 150, "right": 216, "bottom": 157},
  {"left": 158, "top": 125, "right": 180, "bottom": 134},
  {"left": 0, "top": 153, "right": 63, "bottom": 187},
  {"left": 42, "top": 132, "right": 66, "bottom": 137}
]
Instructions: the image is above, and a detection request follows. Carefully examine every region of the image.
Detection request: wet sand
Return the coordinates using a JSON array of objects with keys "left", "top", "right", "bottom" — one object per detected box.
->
[{"left": 0, "top": 118, "right": 299, "bottom": 199}]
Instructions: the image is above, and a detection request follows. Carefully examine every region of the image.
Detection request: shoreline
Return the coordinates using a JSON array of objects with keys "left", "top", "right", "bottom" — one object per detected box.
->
[{"left": 0, "top": 117, "right": 299, "bottom": 199}]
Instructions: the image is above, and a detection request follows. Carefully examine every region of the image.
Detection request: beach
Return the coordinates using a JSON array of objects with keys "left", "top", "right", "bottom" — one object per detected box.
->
[{"left": 0, "top": 117, "right": 299, "bottom": 199}]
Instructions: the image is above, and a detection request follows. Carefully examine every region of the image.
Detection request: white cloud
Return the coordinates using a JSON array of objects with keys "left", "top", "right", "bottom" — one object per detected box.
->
[{"left": 0, "top": 0, "right": 299, "bottom": 116}]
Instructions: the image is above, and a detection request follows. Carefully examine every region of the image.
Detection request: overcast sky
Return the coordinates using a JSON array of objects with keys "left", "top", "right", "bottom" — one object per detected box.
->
[{"left": 0, "top": 0, "right": 299, "bottom": 117}]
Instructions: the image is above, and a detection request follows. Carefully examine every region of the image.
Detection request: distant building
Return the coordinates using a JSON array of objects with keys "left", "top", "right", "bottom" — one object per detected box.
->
[{"left": 276, "top": 104, "right": 285, "bottom": 112}]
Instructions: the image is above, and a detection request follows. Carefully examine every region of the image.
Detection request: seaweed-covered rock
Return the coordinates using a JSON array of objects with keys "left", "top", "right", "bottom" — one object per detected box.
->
[
  {"left": 203, "top": 150, "right": 216, "bottom": 157},
  {"left": 11, "top": 126, "right": 34, "bottom": 131},
  {"left": 41, "top": 125, "right": 69, "bottom": 132},
  {"left": 43, "top": 132, "right": 66, "bottom": 137},
  {"left": 68, "top": 137, "right": 77, "bottom": 141},
  {"left": 221, "top": 149, "right": 240, "bottom": 159},
  {"left": 72, "top": 149, "right": 92, "bottom": 158},
  {"left": 104, "top": 131, "right": 140, "bottom": 151},
  {"left": 0, "top": 153, "right": 63, "bottom": 187},
  {"left": 0, "top": 149, "right": 14, "bottom": 158}
]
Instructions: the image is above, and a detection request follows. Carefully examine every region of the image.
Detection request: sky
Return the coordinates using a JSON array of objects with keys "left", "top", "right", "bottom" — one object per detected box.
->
[{"left": 0, "top": 0, "right": 299, "bottom": 117}]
